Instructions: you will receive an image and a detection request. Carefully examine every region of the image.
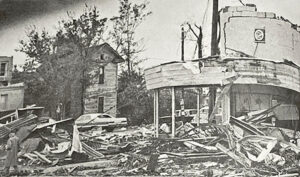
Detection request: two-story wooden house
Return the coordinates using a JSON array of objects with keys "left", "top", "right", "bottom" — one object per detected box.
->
[
  {"left": 57, "top": 43, "right": 124, "bottom": 118},
  {"left": 83, "top": 43, "right": 124, "bottom": 117}
]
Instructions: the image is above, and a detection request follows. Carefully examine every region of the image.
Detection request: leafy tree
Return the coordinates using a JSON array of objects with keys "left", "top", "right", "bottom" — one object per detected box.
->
[
  {"left": 110, "top": 0, "right": 151, "bottom": 73},
  {"left": 59, "top": 6, "right": 108, "bottom": 115},
  {"left": 16, "top": 2, "right": 153, "bottom": 123},
  {"left": 111, "top": 0, "right": 153, "bottom": 125},
  {"left": 117, "top": 70, "right": 153, "bottom": 125},
  {"left": 16, "top": 6, "right": 108, "bottom": 117}
]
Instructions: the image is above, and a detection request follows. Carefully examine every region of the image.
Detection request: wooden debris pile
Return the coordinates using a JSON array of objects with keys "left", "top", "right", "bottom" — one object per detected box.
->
[{"left": 1, "top": 104, "right": 300, "bottom": 176}]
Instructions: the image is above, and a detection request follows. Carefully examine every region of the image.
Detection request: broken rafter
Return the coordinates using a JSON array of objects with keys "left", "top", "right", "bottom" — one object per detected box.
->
[
  {"left": 246, "top": 103, "right": 281, "bottom": 123},
  {"left": 216, "top": 143, "right": 251, "bottom": 168},
  {"left": 230, "top": 116, "right": 265, "bottom": 136},
  {"left": 33, "top": 151, "right": 52, "bottom": 164}
]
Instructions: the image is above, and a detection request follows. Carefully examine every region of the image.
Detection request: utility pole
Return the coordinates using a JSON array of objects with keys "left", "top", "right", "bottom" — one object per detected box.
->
[
  {"left": 211, "top": 0, "right": 219, "bottom": 56},
  {"left": 181, "top": 27, "right": 185, "bottom": 61},
  {"left": 181, "top": 27, "right": 185, "bottom": 112},
  {"left": 208, "top": 0, "right": 218, "bottom": 118}
]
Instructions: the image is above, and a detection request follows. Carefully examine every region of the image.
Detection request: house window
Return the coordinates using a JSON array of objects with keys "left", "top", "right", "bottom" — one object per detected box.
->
[
  {"left": 0, "top": 63, "right": 7, "bottom": 76},
  {"left": 100, "top": 54, "right": 105, "bottom": 60},
  {"left": 98, "top": 97, "right": 104, "bottom": 113},
  {"left": 99, "top": 66, "right": 105, "bottom": 84},
  {"left": 0, "top": 94, "right": 8, "bottom": 110}
]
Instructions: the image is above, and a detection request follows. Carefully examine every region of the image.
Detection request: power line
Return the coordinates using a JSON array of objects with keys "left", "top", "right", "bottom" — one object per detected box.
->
[{"left": 238, "top": 0, "right": 245, "bottom": 6}]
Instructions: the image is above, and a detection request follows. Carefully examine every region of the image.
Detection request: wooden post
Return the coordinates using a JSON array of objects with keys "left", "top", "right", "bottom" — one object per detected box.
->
[
  {"left": 153, "top": 90, "right": 156, "bottom": 133},
  {"left": 181, "top": 27, "right": 185, "bottom": 61},
  {"left": 209, "top": 86, "right": 216, "bottom": 118},
  {"left": 211, "top": 0, "right": 219, "bottom": 56},
  {"left": 208, "top": 0, "right": 219, "bottom": 120},
  {"left": 171, "top": 87, "right": 176, "bottom": 138},
  {"left": 197, "top": 88, "right": 201, "bottom": 126},
  {"left": 155, "top": 89, "right": 159, "bottom": 138},
  {"left": 222, "top": 89, "right": 231, "bottom": 124}
]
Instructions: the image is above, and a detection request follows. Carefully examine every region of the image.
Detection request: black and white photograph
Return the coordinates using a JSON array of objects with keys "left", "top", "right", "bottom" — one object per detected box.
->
[{"left": 0, "top": 0, "right": 300, "bottom": 176}]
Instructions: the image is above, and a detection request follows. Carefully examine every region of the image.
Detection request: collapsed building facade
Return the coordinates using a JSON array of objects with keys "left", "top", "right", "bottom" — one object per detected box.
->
[
  {"left": 145, "top": 5, "right": 300, "bottom": 137},
  {"left": 0, "top": 56, "right": 24, "bottom": 114}
]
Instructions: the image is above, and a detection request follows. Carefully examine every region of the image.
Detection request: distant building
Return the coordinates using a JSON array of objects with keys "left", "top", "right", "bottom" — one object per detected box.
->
[
  {"left": 0, "top": 56, "right": 24, "bottom": 112},
  {"left": 56, "top": 43, "right": 124, "bottom": 118},
  {"left": 83, "top": 43, "right": 124, "bottom": 117}
]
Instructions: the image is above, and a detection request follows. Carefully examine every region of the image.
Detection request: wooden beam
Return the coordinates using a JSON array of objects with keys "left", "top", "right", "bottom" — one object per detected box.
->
[
  {"left": 208, "top": 84, "right": 231, "bottom": 123},
  {"left": 155, "top": 89, "right": 159, "bottom": 138},
  {"left": 43, "top": 160, "right": 117, "bottom": 174},
  {"left": 33, "top": 151, "right": 52, "bottom": 164},
  {"left": 153, "top": 90, "right": 156, "bottom": 133},
  {"left": 216, "top": 143, "right": 251, "bottom": 168},
  {"left": 208, "top": 86, "right": 216, "bottom": 119},
  {"left": 222, "top": 89, "right": 230, "bottom": 124},
  {"left": 171, "top": 87, "right": 175, "bottom": 138},
  {"left": 197, "top": 89, "right": 201, "bottom": 126},
  {"left": 230, "top": 117, "right": 265, "bottom": 136}
]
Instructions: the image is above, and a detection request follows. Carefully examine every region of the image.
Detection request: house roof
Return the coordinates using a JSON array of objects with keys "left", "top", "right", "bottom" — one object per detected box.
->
[{"left": 93, "top": 43, "right": 125, "bottom": 64}]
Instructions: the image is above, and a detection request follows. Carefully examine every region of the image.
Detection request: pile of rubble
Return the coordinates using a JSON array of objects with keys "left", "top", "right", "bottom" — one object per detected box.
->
[{"left": 0, "top": 105, "right": 300, "bottom": 176}]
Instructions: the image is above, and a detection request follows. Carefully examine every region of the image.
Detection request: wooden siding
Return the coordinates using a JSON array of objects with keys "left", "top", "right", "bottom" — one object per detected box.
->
[
  {"left": 145, "top": 61, "right": 237, "bottom": 90},
  {"left": 67, "top": 45, "right": 120, "bottom": 118},
  {"left": 84, "top": 47, "right": 118, "bottom": 117},
  {"left": 144, "top": 58, "right": 300, "bottom": 94}
]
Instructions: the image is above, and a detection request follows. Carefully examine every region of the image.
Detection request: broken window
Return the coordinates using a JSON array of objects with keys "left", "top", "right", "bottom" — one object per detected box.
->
[
  {"left": 0, "top": 94, "right": 8, "bottom": 110},
  {"left": 0, "top": 63, "right": 7, "bottom": 76},
  {"left": 99, "top": 66, "right": 105, "bottom": 84},
  {"left": 98, "top": 97, "right": 104, "bottom": 113}
]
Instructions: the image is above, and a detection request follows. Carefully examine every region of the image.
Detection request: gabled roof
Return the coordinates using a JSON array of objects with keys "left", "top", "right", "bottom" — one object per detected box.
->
[{"left": 92, "top": 43, "right": 125, "bottom": 64}]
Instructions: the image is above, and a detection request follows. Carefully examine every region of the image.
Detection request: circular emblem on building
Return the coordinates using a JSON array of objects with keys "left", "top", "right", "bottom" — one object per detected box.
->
[{"left": 254, "top": 29, "right": 265, "bottom": 42}]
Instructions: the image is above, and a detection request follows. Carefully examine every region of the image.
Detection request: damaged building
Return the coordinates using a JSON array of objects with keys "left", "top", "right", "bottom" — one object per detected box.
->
[
  {"left": 145, "top": 5, "right": 300, "bottom": 137},
  {"left": 0, "top": 56, "right": 24, "bottom": 114}
]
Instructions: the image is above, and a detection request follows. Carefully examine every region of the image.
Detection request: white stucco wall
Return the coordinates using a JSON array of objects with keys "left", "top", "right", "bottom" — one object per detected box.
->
[
  {"left": 219, "top": 6, "right": 300, "bottom": 67},
  {"left": 0, "top": 84, "right": 24, "bottom": 111}
]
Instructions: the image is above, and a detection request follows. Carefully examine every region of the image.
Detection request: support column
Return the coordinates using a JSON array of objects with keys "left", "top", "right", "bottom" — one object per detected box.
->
[
  {"left": 222, "top": 89, "right": 231, "bottom": 124},
  {"left": 171, "top": 87, "right": 176, "bottom": 138},
  {"left": 153, "top": 90, "right": 156, "bottom": 133},
  {"left": 155, "top": 89, "right": 159, "bottom": 138},
  {"left": 208, "top": 86, "right": 216, "bottom": 119},
  {"left": 197, "top": 88, "right": 201, "bottom": 126}
]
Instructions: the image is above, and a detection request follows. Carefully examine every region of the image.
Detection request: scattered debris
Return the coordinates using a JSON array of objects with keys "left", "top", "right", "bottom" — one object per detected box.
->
[{"left": 0, "top": 105, "right": 300, "bottom": 176}]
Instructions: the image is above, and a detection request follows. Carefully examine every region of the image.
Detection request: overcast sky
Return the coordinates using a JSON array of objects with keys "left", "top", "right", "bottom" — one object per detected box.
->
[{"left": 0, "top": 0, "right": 299, "bottom": 69}]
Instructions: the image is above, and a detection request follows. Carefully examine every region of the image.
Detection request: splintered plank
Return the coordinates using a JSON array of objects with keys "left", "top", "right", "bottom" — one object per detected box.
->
[
  {"left": 216, "top": 143, "right": 251, "bottom": 168},
  {"left": 33, "top": 151, "right": 52, "bottom": 164},
  {"left": 230, "top": 117, "right": 265, "bottom": 136},
  {"left": 43, "top": 159, "right": 117, "bottom": 174}
]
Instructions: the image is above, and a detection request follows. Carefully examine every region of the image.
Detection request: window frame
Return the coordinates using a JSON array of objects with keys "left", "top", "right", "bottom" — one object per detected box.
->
[
  {"left": 98, "top": 96, "right": 104, "bottom": 113},
  {"left": 0, "top": 62, "right": 7, "bottom": 76},
  {"left": 99, "top": 66, "right": 105, "bottom": 84}
]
